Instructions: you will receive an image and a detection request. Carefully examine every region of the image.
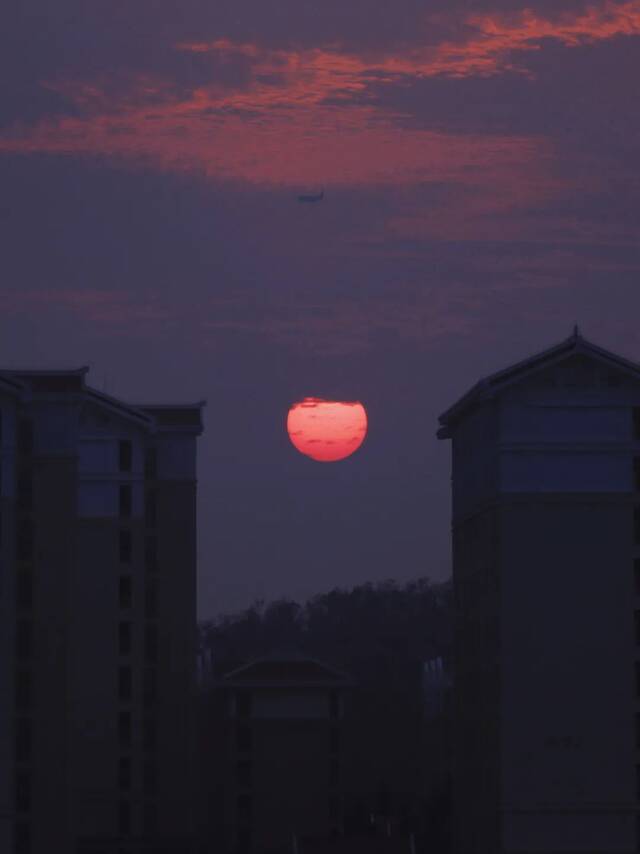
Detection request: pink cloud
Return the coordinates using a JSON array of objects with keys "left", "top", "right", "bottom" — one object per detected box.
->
[
  {"left": 0, "top": 1, "right": 635, "bottom": 239},
  {"left": 178, "top": 1, "right": 640, "bottom": 82}
]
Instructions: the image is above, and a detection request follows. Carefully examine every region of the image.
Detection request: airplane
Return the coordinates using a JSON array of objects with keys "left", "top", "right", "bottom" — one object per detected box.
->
[{"left": 297, "top": 189, "right": 324, "bottom": 203}]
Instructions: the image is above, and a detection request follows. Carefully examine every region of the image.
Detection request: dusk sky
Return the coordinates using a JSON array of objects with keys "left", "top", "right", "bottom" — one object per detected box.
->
[{"left": 2, "top": 1, "right": 639, "bottom": 618}]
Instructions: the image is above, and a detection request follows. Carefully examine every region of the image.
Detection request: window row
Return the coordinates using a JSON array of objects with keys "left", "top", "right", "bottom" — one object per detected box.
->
[
  {"left": 118, "top": 799, "right": 158, "bottom": 837},
  {"left": 15, "top": 771, "right": 31, "bottom": 813},
  {"left": 118, "top": 712, "right": 157, "bottom": 751},
  {"left": 117, "top": 485, "right": 157, "bottom": 523},
  {"left": 119, "top": 442, "right": 158, "bottom": 477},
  {"left": 118, "top": 620, "right": 159, "bottom": 656},
  {"left": 117, "top": 757, "right": 157, "bottom": 793},
  {"left": 13, "top": 820, "right": 30, "bottom": 854},
  {"left": 119, "top": 531, "right": 157, "bottom": 568},
  {"left": 119, "top": 576, "right": 158, "bottom": 615},
  {"left": 118, "top": 664, "right": 159, "bottom": 703}
]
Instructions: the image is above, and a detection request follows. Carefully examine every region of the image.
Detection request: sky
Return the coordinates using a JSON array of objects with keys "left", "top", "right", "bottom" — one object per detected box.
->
[{"left": 2, "top": 1, "right": 640, "bottom": 619}]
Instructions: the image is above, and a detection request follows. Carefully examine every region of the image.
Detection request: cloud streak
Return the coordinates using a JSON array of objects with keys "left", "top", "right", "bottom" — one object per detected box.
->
[
  {"left": 178, "top": 1, "right": 640, "bottom": 82},
  {"left": 1, "top": 1, "right": 636, "bottom": 205}
]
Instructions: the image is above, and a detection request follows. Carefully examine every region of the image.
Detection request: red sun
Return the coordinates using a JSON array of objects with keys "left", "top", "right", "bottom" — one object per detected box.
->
[{"left": 286, "top": 398, "right": 368, "bottom": 463}]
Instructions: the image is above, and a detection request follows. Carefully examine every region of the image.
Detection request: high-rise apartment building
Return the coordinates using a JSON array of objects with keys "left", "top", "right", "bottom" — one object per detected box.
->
[
  {"left": 0, "top": 367, "right": 204, "bottom": 854},
  {"left": 438, "top": 331, "right": 639, "bottom": 854}
]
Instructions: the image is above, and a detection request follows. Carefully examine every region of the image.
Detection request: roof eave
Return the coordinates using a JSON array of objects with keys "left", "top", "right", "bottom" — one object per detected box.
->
[{"left": 437, "top": 333, "right": 640, "bottom": 436}]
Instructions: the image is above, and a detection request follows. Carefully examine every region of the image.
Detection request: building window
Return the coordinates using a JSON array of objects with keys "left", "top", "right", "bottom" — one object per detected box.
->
[
  {"left": 237, "top": 760, "right": 252, "bottom": 789},
  {"left": 119, "top": 485, "right": 132, "bottom": 518},
  {"left": 143, "top": 668, "right": 157, "bottom": 707},
  {"left": 18, "top": 420, "right": 33, "bottom": 457},
  {"left": 329, "top": 796, "right": 341, "bottom": 823},
  {"left": 236, "top": 691, "right": 252, "bottom": 719},
  {"left": 17, "top": 469, "right": 33, "bottom": 513},
  {"left": 13, "top": 821, "right": 30, "bottom": 854},
  {"left": 118, "top": 800, "right": 131, "bottom": 836},
  {"left": 118, "top": 757, "right": 131, "bottom": 791},
  {"left": 330, "top": 727, "right": 340, "bottom": 755},
  {"left": 15, "top": 670, "right": 31, "bottom": 711},
  {"left": 144, "top": 447, "right": 157, "bottom": 480},
  {"left": 119, "top": 576, "right": 132, "bottom": 609},
  {"left": 145, "top": 536, "right": 157, "bottom": 572},
  {"left": 119, "top": 530, "right": 132, "bottom": 564},
  {"left": 143, "top": 759, "right": 157, "bottom": 794},
  {"left": 143, "top": 718, "right": 156, "bottom": 752},
  {"left": 15, "top": 718, "right": 32, "bottom": 762},
  {"left": 119, "top": 440, "right": 133, "bottom": 473},
  {"left": 144, "top": 625, "right": 158, "bottom": 663},
  {"left": 145, "top": 490, "right": 157, "bottom": 529},
  {"left": 16, "top": 572, "right": 33, "bottom": 611},
  {"left": 119, "top": 622, "right": 131, "bottom": 656},
  {"left": 15, "top": 621, "right": 32, "bottom": 660},
  {"left": 118, "top": 712, "right": 131, "bottom": 748},
  {"left": 237, "top": 794, "right": 252, "bottom": 827},
  {"left": 15, "top": 771, "right": 31, "bottom": 812},
  {"left": 237, "top": 830, "right": 252, "bottom": 854},
  {"left": 17, "top": 519, "right": 34, "bottom": 562},
  {"left": 329, "top": 691, "right": 340, "bottom": 720},
  {"left": 236, "top": 724, "right": 252, "bottom": 753},
  {"left": 143, "top": 801, "right": 158, "bottom": 835},
  {"left": 118, "top": 666, "right": 132, "bottom": 702},
  {"left": 144, "top": 579, "right": 157, "bottom": 617}
]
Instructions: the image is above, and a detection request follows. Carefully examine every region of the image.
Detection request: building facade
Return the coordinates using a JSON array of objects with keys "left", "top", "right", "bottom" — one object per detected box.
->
[
  {"left": 199, "top": 655, "right": 351, "bottom": 854},
  {"left": 438, "top": 331, "right": 640, "bottom": 854},
  {"left": 0, "top": 368, "right": 204, "bottom": 854}
]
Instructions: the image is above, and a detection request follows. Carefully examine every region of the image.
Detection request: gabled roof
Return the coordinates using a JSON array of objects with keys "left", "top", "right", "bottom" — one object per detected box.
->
[
  {"left": 0, "top": 367, "right": 205, "bottom": 434},
  {"left": 139, "top": 402, "right": 205, "bottom": 433},
  {"left": 438, "top": 327, "right": 640, "bottom": 438},
  {"left": 223, "top": 654, "right": 351, "bottom": 688},
  {"left": 4, "top": 367, "right": 88, "bottom": 395},
  {"left": 85, "top": 388, "right": 154, "bottom": 428}
]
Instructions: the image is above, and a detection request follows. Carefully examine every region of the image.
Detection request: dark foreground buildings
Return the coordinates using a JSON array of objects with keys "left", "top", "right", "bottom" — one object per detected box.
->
[
  {"left": 0, "top": 368, "right": 204, "bottom": 854},
  {"left": 198, "top": 654, "right": 351, "bottom": 854},
  {"left": 438, "top": 330, "right": 640, "bottom": 854}
]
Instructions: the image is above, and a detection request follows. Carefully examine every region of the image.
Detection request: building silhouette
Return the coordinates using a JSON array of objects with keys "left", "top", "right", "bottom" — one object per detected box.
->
[
  {"left": 438, "top": 329, "right": 639, "bottom": 854},
  {"left": 0, "top": 368, "right": 204, "bottom": 854},
  {"left": 198, "top": 654, "right": 351, "bottom": 854}
]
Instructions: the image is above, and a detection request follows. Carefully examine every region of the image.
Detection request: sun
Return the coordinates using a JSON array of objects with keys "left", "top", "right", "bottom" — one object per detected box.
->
[{"left": 286, "top": 398, "right": 368, "bottom": 463}]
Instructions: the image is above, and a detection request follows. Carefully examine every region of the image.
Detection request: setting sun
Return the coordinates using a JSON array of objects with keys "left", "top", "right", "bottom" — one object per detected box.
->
[{"left": 286, "top": 398, "right": 368, "bottom": 462}]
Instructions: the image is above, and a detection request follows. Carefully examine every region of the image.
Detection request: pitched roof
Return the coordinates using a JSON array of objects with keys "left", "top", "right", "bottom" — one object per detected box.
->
[
  {"left": 3, "top": 367, "right": 88, "bottom": 394},
  {"left": 0, "top": 367, "right": 205, "bottom": 433},
  {"left": 438, "top": 328, "right": 640, "bottom": 438},
  {"left": 139, "top": 403, "right": 205, "bottom": 433},
  {"left": 223, "top": 655, "right": 351, "bottom": 687}
]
